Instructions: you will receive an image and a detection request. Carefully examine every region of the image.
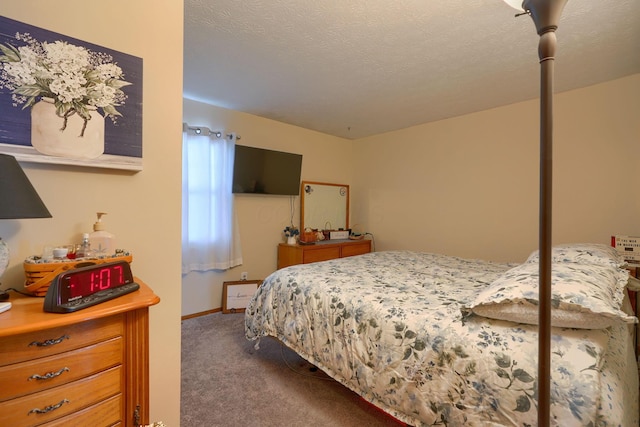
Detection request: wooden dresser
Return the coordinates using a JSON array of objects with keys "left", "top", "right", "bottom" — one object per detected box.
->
[
  {"left": 277, "top": 239, "right": 371, "bottom": 269},
  {"left": 0, "top": 280, "right": 159, "bottom": 427}
]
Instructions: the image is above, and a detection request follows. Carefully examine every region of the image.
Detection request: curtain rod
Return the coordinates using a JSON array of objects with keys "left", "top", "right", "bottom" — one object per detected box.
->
[{"left": 183, "top": 123, "right": 241, "bottom": 140}]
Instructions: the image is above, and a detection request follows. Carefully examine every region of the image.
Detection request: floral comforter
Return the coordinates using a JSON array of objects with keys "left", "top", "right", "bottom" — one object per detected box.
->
[{"left": 245, "top": 251, "right": 639, "bottom": 426}]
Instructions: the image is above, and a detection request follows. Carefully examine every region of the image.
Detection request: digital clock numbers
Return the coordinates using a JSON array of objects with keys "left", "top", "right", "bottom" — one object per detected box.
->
[{"left": 44, "top": 260, "right": 139, "bottom": 313}]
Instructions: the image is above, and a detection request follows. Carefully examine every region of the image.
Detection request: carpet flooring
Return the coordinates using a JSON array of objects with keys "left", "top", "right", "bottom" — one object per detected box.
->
[{"left": 181, "top": 311, "right": 407, "bottom": 426}]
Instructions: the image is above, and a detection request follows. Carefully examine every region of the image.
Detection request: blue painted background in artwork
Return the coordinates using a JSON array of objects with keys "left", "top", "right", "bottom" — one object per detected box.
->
[{"left": 0, "top": 16, "right": 143, "bottom": 158}]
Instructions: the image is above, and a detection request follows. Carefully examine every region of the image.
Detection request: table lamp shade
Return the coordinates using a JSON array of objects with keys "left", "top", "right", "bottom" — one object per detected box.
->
[
  {"left": 503, "top": 0, "right": 525, "bottom": 11},
  {"left": 0, "top": 154, "right": 51, "bottom": 219}
]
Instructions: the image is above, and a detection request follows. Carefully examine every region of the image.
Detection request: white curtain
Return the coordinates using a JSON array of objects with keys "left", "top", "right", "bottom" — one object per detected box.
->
[{"left": 182, "top": 126, "right": 243, "bottom": 273}]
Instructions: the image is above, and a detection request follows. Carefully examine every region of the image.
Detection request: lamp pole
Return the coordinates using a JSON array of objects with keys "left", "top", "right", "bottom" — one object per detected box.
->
[
  {"left": 505, "top": 0, "right": 568, "bottom": 424},
  {"left": 537, "top": 24, "right": 557, "bottom": 427}
]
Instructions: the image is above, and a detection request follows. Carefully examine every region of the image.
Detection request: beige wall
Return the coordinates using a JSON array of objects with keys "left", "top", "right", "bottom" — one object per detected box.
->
[
  {"left": 0, "top": 3, "right": 183, "bottom": 425},
  {"left": 352, "top": 74, "right": 640, "bottom": 263},
  {"left": 182, "top": 99, "right": 353, "bottom": 316}
]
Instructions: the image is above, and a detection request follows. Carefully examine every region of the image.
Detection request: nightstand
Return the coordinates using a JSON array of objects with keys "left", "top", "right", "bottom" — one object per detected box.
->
[{"left": 0, "top": 279, "right": 159, "bottom": 426}]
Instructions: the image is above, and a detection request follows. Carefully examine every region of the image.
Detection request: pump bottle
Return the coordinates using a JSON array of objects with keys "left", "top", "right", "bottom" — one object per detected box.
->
[{"left": 89, "top": 212, "right": 116, "bottom": 256}]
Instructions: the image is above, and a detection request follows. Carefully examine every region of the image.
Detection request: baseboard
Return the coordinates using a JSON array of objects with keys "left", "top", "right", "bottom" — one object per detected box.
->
[{"left": 181, "top": 307, "right": 221, "bottom": 321}]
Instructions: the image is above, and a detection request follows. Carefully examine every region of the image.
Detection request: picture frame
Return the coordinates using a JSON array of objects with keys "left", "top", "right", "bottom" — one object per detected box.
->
[
  {"left": 222, "top": 280, "right": 261, "bottom": 314},
  {"left": 0, "top": 15, "right": 143, "bottom": 171}
]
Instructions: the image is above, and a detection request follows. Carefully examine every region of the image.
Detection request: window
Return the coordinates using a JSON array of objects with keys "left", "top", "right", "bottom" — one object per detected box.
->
[{"left": 181, "top": 125, "right": 242, "bottom": 273}]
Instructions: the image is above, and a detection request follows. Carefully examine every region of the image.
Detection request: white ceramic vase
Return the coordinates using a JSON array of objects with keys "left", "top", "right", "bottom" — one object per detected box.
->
[
  {"left": 31, "top": 98, "right": 105, "bottom": 159},
  {"left": 287, "top": 236, "right": 296, "bottom": 245}
]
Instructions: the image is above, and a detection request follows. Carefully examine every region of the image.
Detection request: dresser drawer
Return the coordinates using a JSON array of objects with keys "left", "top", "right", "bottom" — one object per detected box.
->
[
  {"left": 341, "top": 241, "right": 371, "bottom": 258},
  {"left": 303, "top": 246, "right": 341, "bottom": 263},
  {"left": 0, "top": 337, "right": 123, "bottom": 402},
  {"left": 41, "top": 394, "right": 122, "bottom": 427},
  {"left": 0, "top": 314, "right": 124, "bottom": 366},
  {"left": 0, "top": 365, "right": 122, "bottom": 427}
]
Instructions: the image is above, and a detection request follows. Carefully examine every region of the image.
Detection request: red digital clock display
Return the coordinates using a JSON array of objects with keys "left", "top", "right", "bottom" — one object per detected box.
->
[
  {"left": 65, "top": 263, "right": 129, "bottom": 299},
  {"left": 44, "top": 260, "right": 139, "bottom": 313},
  {"left": 58, "top": 261, "right": 135, "bottom": 304}
]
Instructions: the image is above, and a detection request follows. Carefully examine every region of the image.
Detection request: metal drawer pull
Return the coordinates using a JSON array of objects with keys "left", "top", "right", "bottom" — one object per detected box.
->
[
  {"left": 28, "top": 399, "right": 69, "bottom": 415},
  {"left": 29, "top": 334, "right": 70, "bottom": 347},
  {"left": 28, "top": 367, "right": 70, "bottom": 381}
]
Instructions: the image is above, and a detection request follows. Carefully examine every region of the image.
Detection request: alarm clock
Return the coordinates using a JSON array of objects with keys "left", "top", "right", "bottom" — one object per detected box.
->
[{"left": 44, "top": 260, "right": 139, "bottom": 313}]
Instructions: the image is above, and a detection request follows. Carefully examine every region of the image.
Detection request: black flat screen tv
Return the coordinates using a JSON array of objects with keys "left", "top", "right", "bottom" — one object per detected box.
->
[{"left": 232, "top": 145, "right": 303, "bottom": 195}]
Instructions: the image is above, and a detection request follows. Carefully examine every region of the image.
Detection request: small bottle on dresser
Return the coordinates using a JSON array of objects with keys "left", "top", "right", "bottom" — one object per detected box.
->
[{"left": 76, "top": 233, "right": 92, "bottom": 258}]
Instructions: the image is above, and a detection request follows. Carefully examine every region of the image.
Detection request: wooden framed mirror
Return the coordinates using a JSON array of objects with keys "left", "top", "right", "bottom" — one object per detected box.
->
[{"left": 300, "top": 181, "right": 349, "bottom": 232}]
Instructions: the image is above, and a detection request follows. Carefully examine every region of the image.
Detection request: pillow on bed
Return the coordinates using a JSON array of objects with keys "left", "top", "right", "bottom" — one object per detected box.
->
[
  {"left": 525, "top": 243, "right": 626, "bottom": 268},
  {"left": 463, "top": 262, "right": 636, "bottom": 329},
  {"left": 628, "top": 275, "right": 640, "bottom": 292}
]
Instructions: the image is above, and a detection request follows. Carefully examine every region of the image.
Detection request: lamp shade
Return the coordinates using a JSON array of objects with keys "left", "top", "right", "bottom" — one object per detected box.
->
[
  {"left": 0, "top": 154, "right": 51, "bottom": 219},
  {"left": 503, "top": 0, "right": 525, "bottom": 11}
]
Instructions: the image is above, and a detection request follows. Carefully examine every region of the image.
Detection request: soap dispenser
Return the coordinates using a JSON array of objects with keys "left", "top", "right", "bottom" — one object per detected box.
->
[{"left": 89, "top": 212, "right": 116, "bottom": 256}]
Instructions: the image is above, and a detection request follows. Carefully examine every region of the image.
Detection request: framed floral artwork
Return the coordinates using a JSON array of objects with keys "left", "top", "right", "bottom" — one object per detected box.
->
[{"left": 0, "top": 16, "right": 143, "bottom": 171}]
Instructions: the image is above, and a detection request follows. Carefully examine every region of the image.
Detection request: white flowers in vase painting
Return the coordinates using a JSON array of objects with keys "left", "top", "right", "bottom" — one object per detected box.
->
[{"left": 0, "top": 32, "right": 131, "bottom": 137}]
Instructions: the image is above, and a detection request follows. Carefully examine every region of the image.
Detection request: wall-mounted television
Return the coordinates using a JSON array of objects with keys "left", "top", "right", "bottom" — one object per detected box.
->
[{"left": 232, "top": 145, "right": 303, "bottom": 195}]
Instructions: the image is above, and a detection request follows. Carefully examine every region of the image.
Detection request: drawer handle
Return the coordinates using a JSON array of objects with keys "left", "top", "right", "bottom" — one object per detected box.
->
[
  {"left": 28, "top": 399, "right": 69, "bottom": 415},
  {"left": 28, "top": 367, "right": 70, "bottom": 381},
  {"left": 29, "top": 334, "right": 70, "bottom": 347}
]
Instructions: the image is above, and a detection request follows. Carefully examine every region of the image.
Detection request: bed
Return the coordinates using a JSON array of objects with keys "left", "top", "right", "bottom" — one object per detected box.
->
[{"left": 245, "top": 245, "right": 639, "bottom": 426}]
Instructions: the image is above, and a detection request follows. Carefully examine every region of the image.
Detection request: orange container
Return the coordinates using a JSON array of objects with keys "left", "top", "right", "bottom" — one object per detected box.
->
[{"left": 299, "top": 231, "right": 317, "bottom": 244}]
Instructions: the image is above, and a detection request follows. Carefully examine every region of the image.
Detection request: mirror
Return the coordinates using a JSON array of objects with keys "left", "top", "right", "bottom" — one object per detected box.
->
[{"left": 300, "top": 181, "right": 349, "bottom": 232}]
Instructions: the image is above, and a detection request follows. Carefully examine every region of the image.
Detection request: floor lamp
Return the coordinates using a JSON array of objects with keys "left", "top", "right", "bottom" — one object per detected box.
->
[{"left": 502, "top": 0, "right": 568, "bottom": 425}]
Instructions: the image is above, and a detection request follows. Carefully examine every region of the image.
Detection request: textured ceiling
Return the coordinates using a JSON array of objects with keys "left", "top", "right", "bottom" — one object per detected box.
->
[{"left": 184, "top": 0, "right": 640, "bottom": 139}]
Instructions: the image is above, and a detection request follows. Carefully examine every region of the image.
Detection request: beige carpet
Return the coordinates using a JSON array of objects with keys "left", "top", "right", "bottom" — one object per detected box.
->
[{"left": 181, "top": 311, "right": 407, "bottom": 426}]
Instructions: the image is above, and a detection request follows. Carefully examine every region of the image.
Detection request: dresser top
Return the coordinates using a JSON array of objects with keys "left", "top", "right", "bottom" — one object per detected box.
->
[
  {"left": 0, "top": 279, "right": 159, "bottom": 337},
  {"left": 279, "top": 238, "right": 370, "bottom": 248}
]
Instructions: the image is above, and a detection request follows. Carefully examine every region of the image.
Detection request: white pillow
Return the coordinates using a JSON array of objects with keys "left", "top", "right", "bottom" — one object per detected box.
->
[
  {"left": 628, "top": 276, "right": 640, "bottom": 292},
  {"left": 463, "top": 262, "right": 636, "bottom": 329},
  {"left": 525, "top": 243, "right": 626, "bottom": 268}
]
